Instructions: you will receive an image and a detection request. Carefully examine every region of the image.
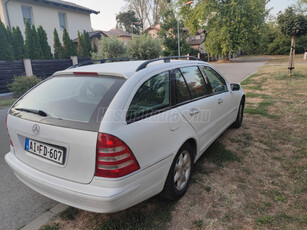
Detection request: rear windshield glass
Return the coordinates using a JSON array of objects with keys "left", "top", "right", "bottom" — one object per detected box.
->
[{"left": 11, "top": 75, "right": 125, "bottom": 131}]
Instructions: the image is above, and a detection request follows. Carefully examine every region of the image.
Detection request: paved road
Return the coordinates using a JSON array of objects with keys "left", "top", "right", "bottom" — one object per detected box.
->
[
  {"left": 212, "top": 61, "right": 266, "bottom": 83},
  {"left": 0, "top": 108, "right": 56, "bottom": 230},
  {"left": 0, "top": 60, "right": 266, "bottom": 230}
]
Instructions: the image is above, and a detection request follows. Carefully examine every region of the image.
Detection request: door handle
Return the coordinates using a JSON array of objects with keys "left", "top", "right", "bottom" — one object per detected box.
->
[
  {"left": 189, "top": 108, "right": 200, "bottom": 116},
  {"left": 218, "top": 98, "right": 223, "bottom": 104}
]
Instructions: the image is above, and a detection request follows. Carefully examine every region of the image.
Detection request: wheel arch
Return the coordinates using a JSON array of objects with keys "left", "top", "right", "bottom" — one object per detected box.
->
[
  {"left": 241, "top": 94, "right": 246, "bottom": 108},
  {"left": 183, "top": 138, "right": 197, "bottom": 163},
  {"left": 242, "top": 94, "right": 246, "bottom": 103}
]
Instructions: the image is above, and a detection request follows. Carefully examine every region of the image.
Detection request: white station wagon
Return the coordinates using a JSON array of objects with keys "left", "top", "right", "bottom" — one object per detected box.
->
[{"left": 5, "top": 57, "right": 245, "bottom": 213}]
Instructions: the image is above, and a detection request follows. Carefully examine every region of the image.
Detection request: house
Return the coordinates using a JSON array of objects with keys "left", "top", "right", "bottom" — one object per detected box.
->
[
  {"left": 187, "top": 29, "right": 207, "bottom": 52},
  {"left": 147, "top": 23, "right": 161, "bottom": 39},
  {"left": 103, "top": 28, "right": 132, "bottom": 45},
  {"left": 74, "top": 28, "right": 132, "bottom": 47},
  {"left": 0, "top": 0, "right": 99, "bottom": 53}
]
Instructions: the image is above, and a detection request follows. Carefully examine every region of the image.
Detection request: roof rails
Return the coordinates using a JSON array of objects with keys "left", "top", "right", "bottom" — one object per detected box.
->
[
  {"left": 67, "top": 57, "right": 139, "bottom": 69},
  {"left": 136, "top": 56, "right": 201, "bottom": 72}
]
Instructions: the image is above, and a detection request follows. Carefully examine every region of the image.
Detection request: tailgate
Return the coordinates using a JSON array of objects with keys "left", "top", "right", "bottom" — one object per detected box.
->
[{"left": 7, "top": 115, "right": 97, "bottom": 184}]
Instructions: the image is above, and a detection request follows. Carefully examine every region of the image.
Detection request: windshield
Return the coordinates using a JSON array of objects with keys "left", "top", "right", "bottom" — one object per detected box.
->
[{"left": 11, "top": 75, "right": 125, "bottom": 131}]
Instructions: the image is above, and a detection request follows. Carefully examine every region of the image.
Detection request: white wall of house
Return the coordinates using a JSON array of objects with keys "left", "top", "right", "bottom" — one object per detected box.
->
[
  {"left": 0, "top": 1, "right": 7, "bottom": 25},
  {"left": 1, "top": 0, "right": 92, "bottom": 53}
]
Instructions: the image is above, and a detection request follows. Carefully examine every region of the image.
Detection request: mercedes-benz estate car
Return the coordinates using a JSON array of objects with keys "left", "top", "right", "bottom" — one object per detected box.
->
[{"left": 5, "top": 57, "right": 245, "bottom": 213}]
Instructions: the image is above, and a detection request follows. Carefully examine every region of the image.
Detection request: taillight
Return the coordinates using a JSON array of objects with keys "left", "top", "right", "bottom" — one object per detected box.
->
[
  {"left": 5, "top": 114, "right": 14, "bottom": 147},
  {"left": 95, "top": 133, "right": 140, "bottom": 178}
]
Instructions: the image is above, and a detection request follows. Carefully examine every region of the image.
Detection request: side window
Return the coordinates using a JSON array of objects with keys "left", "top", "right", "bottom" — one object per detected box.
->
[
  {"left": 174, "top": 69, "right": 191, "bottom": 103},
  {"left": 127, "top": 72, "right": 170, "bottom": 120},
  {"left": 21, "top": 6, "right": 33, "bottom": 25},
  {"left": 180, "top": 66, "right": 210, "bottom": 99},
  {"left": 201, "top": 66, "right": 227, "bottom": 93}
]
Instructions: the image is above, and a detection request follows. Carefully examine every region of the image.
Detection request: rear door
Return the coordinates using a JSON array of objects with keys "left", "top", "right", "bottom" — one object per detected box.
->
[
  {"left": 8, "top": 74, "right": 124, "bottom": 184},
  {"left": 119, "top": 71, "right": 182, "bottom": 168}
]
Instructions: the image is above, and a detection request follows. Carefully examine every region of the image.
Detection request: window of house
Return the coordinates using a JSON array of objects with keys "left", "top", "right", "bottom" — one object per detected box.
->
[
  {"left": 58, "top": 12, "right": 67, "bottom": 30},
  {"left": 127, "top": 72, "right": 170, "bottom": 120},
  {"left": 21, "top": 6, "right": 33, "bottom": 25}
]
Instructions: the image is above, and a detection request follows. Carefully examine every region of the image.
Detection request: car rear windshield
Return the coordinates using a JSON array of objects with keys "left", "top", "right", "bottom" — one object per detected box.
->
[{"left": 10, "top": 75, "right": 125, "bottom": 131}]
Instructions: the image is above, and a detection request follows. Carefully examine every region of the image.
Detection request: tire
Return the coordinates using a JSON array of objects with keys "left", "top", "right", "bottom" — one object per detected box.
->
[
  {"left": 161, "top": 143, "right": 194, "bottom": 200},
  {"left": 231, "top": 97, "right": 245, "bottom": 129}
]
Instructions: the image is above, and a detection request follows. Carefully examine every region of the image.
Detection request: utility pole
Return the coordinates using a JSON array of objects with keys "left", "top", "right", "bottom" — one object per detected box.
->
[{"left": 177, "top": 20, "right": 180, "bottom": 56}]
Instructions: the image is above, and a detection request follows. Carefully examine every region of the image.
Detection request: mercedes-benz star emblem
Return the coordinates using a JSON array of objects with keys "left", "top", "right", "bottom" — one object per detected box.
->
[{"left": 32, "top": 124, "right": 40, "bottom": 135}]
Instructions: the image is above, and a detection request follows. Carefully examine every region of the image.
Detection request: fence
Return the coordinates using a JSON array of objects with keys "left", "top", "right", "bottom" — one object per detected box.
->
[
  {"left": 0, "top": 60, "right": 25, "bottom": 94},
  {"left": 0, "top": 56, "right": 90, "bottom": 94},
  {"left": 31, "top": 59, "right": 73, "bottom": 79}
]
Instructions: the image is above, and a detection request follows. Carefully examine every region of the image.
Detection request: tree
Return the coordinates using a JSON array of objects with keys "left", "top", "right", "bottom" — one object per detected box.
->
[
  {"left": 277, "top": 7, "right": 307, "bottom": 75},
  {"left": 83, "top": 30, "right": 92, "bottom": 56},
  {"left": 12, "top": 27, "right": 25, "bottom": 60},
  {"left": 53, "top": 28, "right": 64, "bottom": 59},
  {"left": 37, "top": 26, "right": 52, "bottom": 59},
  {"left": 62, "top": 28, "right": 73, "bottom": 59},
  {"left": 265, "top": 23, "right": 290, "bottom": 55},
  {"left": 158, "top": 9, "right": 194, "bottom": 56},
  {"left": 116, "top": 10, "right": 142, "bottom": 34},
  {"left": 92, "top": 42, "right": 98, "bottom": 53},
  {"left": 148, "top": 0, "right": 171, "bottom": 25},
  {"left": 124, "top": 0, "right": 171, "bottom": 29},
  {"left": 180, "top": 0, "right": 267, "bottom": 60},
  {"left": 91, "top": 36, "right": 127, "bottom": 59},
  {"left": 31, "top": 25, "right": 43, "bottom": 59},
  {"left": 127, "top": 34, "right": 162, "bottom": 59},
  {"left": 125, "top": 0, "right": 149, "bottom": 31},
  {"left": 24, "top": 20, "right": 39, "bottom": 59},
  {"left": 80, "top": 31, "right": 89, "bottom": 57},
  {"left": 0, "top": 20, "right": 14, "bottom": 61},
  {"left": 77, "top": 31, "right": 84, "bottom": 57},
  {"left": 6, "top": 26, "right": 13, "bottom": 47},
  {"left": 76, "top": 31, "right": 91, "bottom": 57},
  {"left": 5, "top": 26, "right": 14, "bottom": 60},
  {"left": 70, "top": 39, "right": 77, "bottom": 56}
]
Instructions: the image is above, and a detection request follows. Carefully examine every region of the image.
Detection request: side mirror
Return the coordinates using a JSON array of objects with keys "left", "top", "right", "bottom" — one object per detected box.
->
[{"left": 231, "top": 83, "right": 240, "bottom": 91}]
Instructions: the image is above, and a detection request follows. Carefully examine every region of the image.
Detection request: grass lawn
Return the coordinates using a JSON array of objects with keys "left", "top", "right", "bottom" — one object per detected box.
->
[
  {"left": 41, "top": 59, "right": 307, "bottom": 230},
  {"left": 0, "top": 98, "right": 16, "bottom": 108}
]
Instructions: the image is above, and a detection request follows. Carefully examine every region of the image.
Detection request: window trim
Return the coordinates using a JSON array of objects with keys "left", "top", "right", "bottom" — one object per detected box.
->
[
  {"left": 200, "top": 65, "right": 229, "bottom": 95},
  {"left": 58, "top": 12, "right": 67, "bottom": 30},
  {"left": 174, "top": 68, "right": 192, "bottom": 104},
  {"left": 126, "top": 71, "right": 172, "bottom": 123},
  {"left": 126, "top": 65, "right": 230, "bottom": 124},
  {"left": 21, "top": 5, "right": 33, "bottom": 25},
  {"left": 175, "top": 66, "right": 212, "bottom": 103}
]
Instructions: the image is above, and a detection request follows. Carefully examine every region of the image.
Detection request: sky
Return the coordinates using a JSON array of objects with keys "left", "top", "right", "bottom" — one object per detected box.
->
[{"left": 71, "top": 0, "right": 299, "bottom": 31}]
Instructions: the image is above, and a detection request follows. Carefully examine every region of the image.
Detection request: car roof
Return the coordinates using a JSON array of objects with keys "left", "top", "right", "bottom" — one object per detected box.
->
[{"left": 55, "top": 60, "right": 207, "bottom": 79}]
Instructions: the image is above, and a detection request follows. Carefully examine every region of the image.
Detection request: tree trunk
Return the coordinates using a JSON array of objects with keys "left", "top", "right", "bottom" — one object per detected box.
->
[
  {"left": 288, "top": 36, "right": 296, "bottom": 76},
  {"left": 224, "top": 52, "right": 230, "bottom": 61}
]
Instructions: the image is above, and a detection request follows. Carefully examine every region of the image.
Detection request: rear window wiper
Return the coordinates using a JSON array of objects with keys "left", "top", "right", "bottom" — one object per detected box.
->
[{"left": 15, "top": 108, "right": 48, "bottom": 117}]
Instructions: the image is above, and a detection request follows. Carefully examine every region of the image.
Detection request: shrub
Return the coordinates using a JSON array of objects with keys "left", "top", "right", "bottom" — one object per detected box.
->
[
  {"left": 127, "top": 34, "right": 162, "bottom": 59},
  {"left": 8, "top": 75, "right": 42, "bottom": 98},
  {"left": 92, "top": 36, "right": 127, "bottom": 59}
]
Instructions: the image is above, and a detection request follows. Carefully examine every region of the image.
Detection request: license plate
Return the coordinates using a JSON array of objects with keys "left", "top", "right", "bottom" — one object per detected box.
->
[{"left": 25, "top": 138, "right": 66, "bottom": 165}]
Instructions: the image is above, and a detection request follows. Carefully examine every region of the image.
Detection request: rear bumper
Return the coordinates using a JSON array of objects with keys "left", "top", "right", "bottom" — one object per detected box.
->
[{"left": 5, "top": 151, "right": 173, "bottom": 213}]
